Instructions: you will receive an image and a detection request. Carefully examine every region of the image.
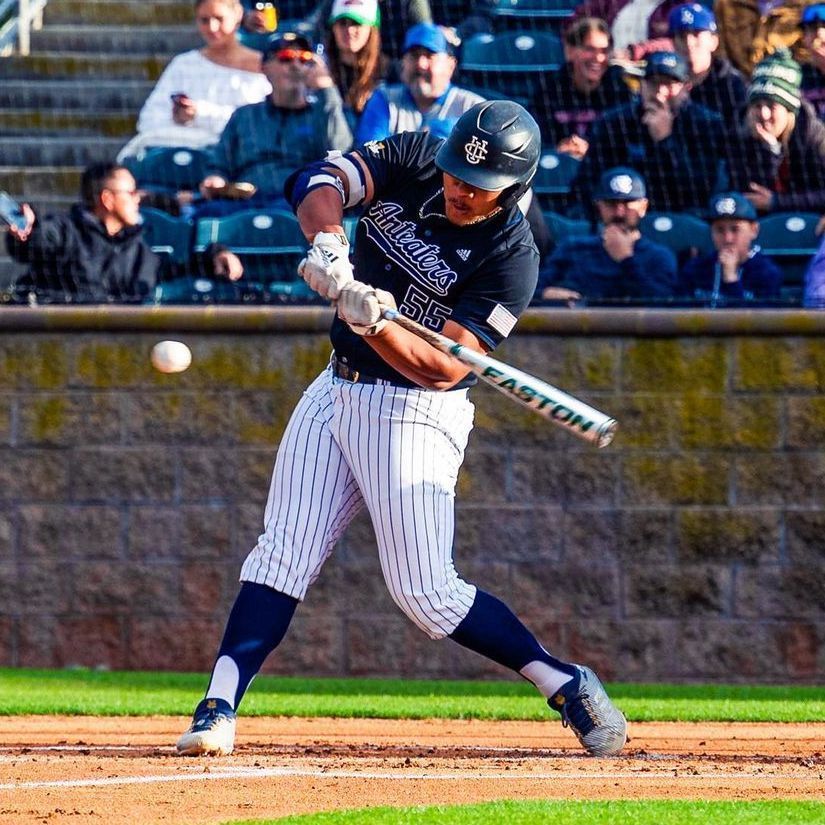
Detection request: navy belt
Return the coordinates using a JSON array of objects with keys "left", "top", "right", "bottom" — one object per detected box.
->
[{"left": 331, "top": 355, "right": 381, "bottom": 385}]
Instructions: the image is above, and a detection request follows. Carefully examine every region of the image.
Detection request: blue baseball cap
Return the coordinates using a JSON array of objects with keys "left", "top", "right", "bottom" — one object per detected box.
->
[
  {"left": 708, "top": 192, "right": 757, "bottom": 222},
  {"left": 403, "top": 22, "right": 450, "bottom": 55},
  {"left": 802, "top": 4, "right": 825, "bottom": 25},
  {"left": 644, "top": 50, "right": 689, "bottom": 82},
  {"left": 668, "top": 3, "right": 718, "bottom": 34},
  {"left": 593, "top": 167, "right": 647, "bottom": 201}
]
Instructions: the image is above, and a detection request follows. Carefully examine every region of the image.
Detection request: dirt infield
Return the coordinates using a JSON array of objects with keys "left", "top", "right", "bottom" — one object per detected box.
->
[{"left": 0, "top": 717, "right": 823, "bottom": 825}]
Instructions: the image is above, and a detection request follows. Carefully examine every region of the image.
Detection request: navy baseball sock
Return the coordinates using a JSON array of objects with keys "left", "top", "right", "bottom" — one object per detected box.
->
[
  {"left": 450, "top": 589, "right": 577, "bottom": 697},
  {"left": 204, "top": 582, "right": 298, "bottom": 710}
]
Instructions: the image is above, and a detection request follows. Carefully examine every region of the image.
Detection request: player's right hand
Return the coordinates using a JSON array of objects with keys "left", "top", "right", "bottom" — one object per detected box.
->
[
  {"left": 337, "top": 281, "right": 395, "bottom": 336},
  {"left": 298, "top": 231, "right": 353, "bottom": 300}
]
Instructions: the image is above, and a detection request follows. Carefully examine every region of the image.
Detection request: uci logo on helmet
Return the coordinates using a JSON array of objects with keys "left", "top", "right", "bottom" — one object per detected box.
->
[{"left": 464, "top": 135, "right": 489, "bottom": 165}]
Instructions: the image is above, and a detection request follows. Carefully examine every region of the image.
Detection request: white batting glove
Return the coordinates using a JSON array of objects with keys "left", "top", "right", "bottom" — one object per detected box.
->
[
  {"left": 337, "top": 281, "right": 397, "bottom": 336},
  {"left": 297, "top": 231, "right": 353, "bottom": 300}
]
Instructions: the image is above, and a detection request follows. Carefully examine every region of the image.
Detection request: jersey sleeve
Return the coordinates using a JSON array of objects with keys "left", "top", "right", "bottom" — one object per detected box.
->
[
  {"left": 355, "top": 130, "right": 442, "bottom": 201},
  {"left": 449, "top": 234, "right": 539, "bottom": 351}
]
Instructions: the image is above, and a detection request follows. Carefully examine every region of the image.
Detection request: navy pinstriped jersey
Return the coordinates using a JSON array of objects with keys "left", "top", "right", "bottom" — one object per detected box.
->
[{"left": 331, "top": 130, "right": 539, "bottom": 388}]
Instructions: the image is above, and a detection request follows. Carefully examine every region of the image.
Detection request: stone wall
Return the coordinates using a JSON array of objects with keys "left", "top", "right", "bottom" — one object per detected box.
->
[{"left": 1, "top": 308, "right": 823, "bottom": 683}]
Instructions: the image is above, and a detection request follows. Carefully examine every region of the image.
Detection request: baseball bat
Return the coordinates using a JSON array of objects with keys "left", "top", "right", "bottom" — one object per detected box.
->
[{"left": 381, "top": 307, "right": 618, "bottom": 448}]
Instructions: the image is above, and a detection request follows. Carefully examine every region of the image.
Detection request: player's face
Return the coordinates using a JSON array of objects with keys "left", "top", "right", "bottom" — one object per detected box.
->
[
  {"left": 711, "top": 218, "right": 758, "bottom": 260},
  {"left": 195, "top": 0, "right": 242, "bottom": 48},
  {"left": 442, "top": 173, "right": 503, "bottom": 226},
  {"left": 402, "top": 47, "right": 456, "bottom": 101},
  {"left": 333, "top": 18, "right": 372, "bottom": 56},
  {"left": 567, "top": 30, "right": 610, "bottom": 87},
  {"left": 595, "top": 198, "right": 647, "bottom": 229},
  {"left": 673, "top": 30, "right": 718, "bottom": 75},
  {"left": 101, "top": 170, "right": 142, "bottom": 228},
  {"left": 749, "top": 99, "right": 791, "bottom": 138}
]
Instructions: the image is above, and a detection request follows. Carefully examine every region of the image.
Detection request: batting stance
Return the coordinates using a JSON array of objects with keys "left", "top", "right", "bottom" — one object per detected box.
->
[{"left": 177, "top": 101, "right": 627, "bottom": 758}]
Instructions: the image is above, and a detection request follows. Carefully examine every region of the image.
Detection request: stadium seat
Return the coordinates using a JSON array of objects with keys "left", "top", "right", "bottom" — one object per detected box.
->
[
  {"left": 194, "top": 208, "right": 311, "bottom": 290},
  {"left": 139, "top": 207, "right": 193, "bottom": 267},
  {"left": 640, "top": 212, "right": 714, "bottom": 265},
  {"left": 486, "top": 0, "right": 581, "bottom": 32},
  {"left": 532, "top": 150, "right": 580, "bottom": 212},
  {"left": 542, "top": 210, "right": 591, "bottom": 246},
  {"left": 757, "top": 212, "right": 821, "bottom": 286},
  {"left": 123, "top": 147, "right": 210, "bottom": 194},
  {"left": 459, "top": 31, "right": 564, "bottom": 102}
]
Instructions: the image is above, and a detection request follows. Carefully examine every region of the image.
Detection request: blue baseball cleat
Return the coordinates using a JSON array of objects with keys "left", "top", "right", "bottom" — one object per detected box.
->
[
  {"left": 548, "top": 665, "right": 627, "bottom": 756},
  {"left": 176, "top": 697, "right": 237, "bottom": 756}
]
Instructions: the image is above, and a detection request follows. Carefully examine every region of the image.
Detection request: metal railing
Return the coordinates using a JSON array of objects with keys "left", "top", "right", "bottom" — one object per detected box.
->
[{"left": 0, "top": 0, "right": 48, "bottom": 56}]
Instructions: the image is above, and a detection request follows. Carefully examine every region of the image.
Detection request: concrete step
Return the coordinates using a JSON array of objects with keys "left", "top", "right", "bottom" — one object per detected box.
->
[
  {"left": 0, "top": 136, "right": 125, "bottom": 165},
  {"left": 2, "top": 53, "right": 172, "bottom": 81},
  {"left": 0, "top": 166, "right": 82, "bottom": 198},
  {"left": 30, "top": 24, "right": 200, "bottom": 54},
  {"left": 0, "top": 109, "right": 136, "bottom": 137},
  {"left": 0, "top": 80, "right": 153, "bottom": 110},
  {"left": 45, "top": 0, "right": 193, "bottom": 27}
]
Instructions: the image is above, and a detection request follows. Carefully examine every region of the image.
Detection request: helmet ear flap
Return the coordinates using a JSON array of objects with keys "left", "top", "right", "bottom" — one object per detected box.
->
[{"left": 497, "top": 167, "right": 537, "bottom": 209}]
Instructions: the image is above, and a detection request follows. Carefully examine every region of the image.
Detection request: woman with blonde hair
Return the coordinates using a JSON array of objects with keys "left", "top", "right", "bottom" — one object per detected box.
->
[
  {"left": 118, "top": 0, "right": 271, "bottom": 160},
  {"left": 323, "top": 0, "right": 386, "bottom": 126}
]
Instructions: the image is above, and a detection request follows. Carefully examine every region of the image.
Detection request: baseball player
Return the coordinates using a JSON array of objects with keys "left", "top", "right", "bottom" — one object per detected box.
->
[{"left": 176, "top": 101, "right": 627, "bottom": 759}]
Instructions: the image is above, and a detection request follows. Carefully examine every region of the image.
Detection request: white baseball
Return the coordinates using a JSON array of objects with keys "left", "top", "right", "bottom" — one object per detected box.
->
[{"left": 150, "top": 340, "right": 192, "bottom": 374}]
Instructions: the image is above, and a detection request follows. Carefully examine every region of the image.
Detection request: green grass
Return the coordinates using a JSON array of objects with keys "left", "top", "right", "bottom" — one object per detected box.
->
[
  {"left": 224, "top": 801, "right": 825, "bottom": 825},
  {"left": 1, "top": 668, "right": 824, "bottom": 722}
]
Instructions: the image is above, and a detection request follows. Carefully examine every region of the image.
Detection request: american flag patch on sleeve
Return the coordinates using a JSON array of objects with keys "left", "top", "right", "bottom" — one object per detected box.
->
[{"left": 487, "top": 303, "right": 517, "bottom": 337}]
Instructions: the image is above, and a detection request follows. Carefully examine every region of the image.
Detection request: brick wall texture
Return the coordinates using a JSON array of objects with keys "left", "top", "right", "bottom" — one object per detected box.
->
[{"left": 1, "top": 331, "right": 824, "bottom": 683}]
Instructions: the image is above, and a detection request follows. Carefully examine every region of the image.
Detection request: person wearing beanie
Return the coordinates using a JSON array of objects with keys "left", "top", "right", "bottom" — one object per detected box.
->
[
  {"left": 668, "top": 3, "right": 747, "bottom": 127},
  {"left": 678, "top": 191, "right": 783, "bottom": 305},
  {"left": 800, "top": 4, "right": 825, "bottom": 120},
  {"left": 714, "top": 0, "right": 810, "bottom": 77},
  {"left": 729, "top": 48, "right": 825, "bottom": 214}
]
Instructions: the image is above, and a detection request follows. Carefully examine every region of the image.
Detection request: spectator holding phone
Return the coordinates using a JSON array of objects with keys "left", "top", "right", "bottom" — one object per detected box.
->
[
  {"left": 4, "top": 163, "right": 243, "bottom": 304},
  {"left": 118, "top": 0, "right": 271, "bottom": 160}
]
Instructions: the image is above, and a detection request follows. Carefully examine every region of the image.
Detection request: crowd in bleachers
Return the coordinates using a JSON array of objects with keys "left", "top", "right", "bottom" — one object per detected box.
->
[{"left": 4, "top": 0, "right": 825, "bottom": 307}]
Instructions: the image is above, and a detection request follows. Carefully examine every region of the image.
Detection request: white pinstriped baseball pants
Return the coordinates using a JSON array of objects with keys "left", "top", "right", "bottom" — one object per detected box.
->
[{"left": 240, "top": 365, "right": 478, "bottom": 638}]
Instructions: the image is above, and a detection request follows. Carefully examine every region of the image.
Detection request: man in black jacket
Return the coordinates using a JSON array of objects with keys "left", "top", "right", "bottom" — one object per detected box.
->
[
  {"left": 6, "top": 162, "right": 241, "bottom": 303},
  {"left": 571, "top": 50, "right": 728, "bottom": 217}
]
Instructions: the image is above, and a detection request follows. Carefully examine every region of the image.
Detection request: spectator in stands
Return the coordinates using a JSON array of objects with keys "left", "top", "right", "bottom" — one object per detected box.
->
[
  {"left": 729, "top": 49, "right": 825, "bottom": 215},
  {"left": 241, "top": 0, "right": 279, "bottom": 36},
  {"left": 568, "top": 0, "right": 684, "bottom": 60},
  {"left": 715, "top": 0, "right": 811, "bottom": 77},
  {"left": 118, "top": 0, "right": 271, "bottom": 161},
  {"left": 571, "top": 51, "right": 727, "bottom": 216},
  {"left": 198, "top": 32, "right": 352, "bottom": 215},
  {"left": 355, "top": 22, "right": 481, "bottom": 143},
  {"left": 532, "top": 17, "right": 634, "bottom": 160},
  {"left": 668, "top": 4, "right": 747, "bottom": 128},
  {"left": 803, "top": 229, "right": 825, "bottom": 306},
  {"left": 678, "top": 192, "right": 783, "bottom": 305},
  {"left": 323, "top": 0, "right": 387, "bottom": 129},
  {"left": 535, "top": 167, "right": 677, "bottom": 305},
  {"left": 4, "top": 163, "right": 242, "bottom": 304},
  {"left": 801, "top": 4, "right": 825, "bottom": 120}
]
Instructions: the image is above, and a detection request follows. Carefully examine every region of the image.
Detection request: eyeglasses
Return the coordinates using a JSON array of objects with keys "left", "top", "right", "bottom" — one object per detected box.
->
[{"left": 271, "top": 48, "right": 314, "bottom": 64}]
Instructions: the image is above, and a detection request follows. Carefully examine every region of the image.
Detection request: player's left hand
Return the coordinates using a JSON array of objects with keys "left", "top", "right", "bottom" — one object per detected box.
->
[
  {"left": 338, "top": 281, "right": 396, "bottom": 336},
  {"left": 298, "top": 231, "right": 353, "bottom": 300}
]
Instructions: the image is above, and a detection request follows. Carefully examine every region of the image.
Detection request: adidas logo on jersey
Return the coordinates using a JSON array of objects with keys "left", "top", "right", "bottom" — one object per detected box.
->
[{"left": 457, "top": 249, "right": 471, "bottom": 261}]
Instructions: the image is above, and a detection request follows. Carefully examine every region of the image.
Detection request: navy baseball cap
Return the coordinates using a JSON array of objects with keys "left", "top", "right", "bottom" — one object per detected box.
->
[
  {"left": 708, "top": 192, "right": 758, "bottom": 222},
  {"left": 262, "top": 31, "right": 313, "bottom": 61},
  {"left": 644, "top": 50, "right": 689, "bottom": 82},
  {"left": 403, "top": 22, "right": 450, "bottom": 55},
  {"left": 802, "top": 4, "right": 825, "bottom": 25},
  {"left": 668, "top": 3, "right": 717, "bottom": 34},
  {"left": 593, "top": 167, "right": 647, "bottom": 201}
]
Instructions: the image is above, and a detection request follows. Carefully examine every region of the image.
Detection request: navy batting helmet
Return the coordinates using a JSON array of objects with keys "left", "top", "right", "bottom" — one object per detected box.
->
[{"left": 435, "top": 100, "right": 541, "bottom": 208}]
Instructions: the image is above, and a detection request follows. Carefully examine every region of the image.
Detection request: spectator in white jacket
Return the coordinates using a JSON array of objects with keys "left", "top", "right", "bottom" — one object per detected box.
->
[{"left": 118, "top": 0, "right": 271, "bottom": 161}]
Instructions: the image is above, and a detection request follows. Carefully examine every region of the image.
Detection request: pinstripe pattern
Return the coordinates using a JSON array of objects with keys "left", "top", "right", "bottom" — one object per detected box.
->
[{"left": 240, "top": 365, "right": 477, "bottom": 638}]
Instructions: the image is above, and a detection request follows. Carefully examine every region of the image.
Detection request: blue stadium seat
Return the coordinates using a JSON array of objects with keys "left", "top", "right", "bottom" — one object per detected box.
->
[
  {"left": 532, "top": 150, "right": 580, "bottom": 211},
  {"left": 486, "top": 0, "right": 581, "bottom": 32},
  {"left": 459, "top": 31, "right": 564, "bottom": 101},
  {"left": 542, "top": 210, "right": 591, "bottom": 246},
  {"left": 640, "top": 212, "right": 714, "bottom": 263},
  {"left": 757, "top": 212, "right": 821, "bottom": 285},
  {"left": 194, "top": 209, "right": 312, "bottom": 293},
  {"left": 123, "top": 147, "right": 210, "bottom": 194},
  {"left": 139, "top": 207, "right": 193, "bottom": 267}
]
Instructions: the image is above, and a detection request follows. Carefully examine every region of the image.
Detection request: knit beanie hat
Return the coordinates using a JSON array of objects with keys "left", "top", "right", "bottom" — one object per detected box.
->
[{"left": 748, "top": 48, "right": 803, "bottom": 114}]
